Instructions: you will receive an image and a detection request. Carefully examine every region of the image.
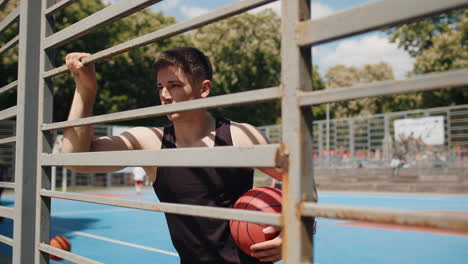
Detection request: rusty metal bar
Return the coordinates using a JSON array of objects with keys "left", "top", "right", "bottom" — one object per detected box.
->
[
  {"left": 40, "top": 190, "right": 281, "bottom": 226},
  {"left": 38, "top": 243, "right": 103, "bottom": 264},
  {"left": 0, "top": 7, "right": 19, "bottom": 35},
  {"left": 42, "top": 0, "right": 277, "bottom": 79},
  {"left": 298, "top": 68, "right": 468, "bottom": 106},
  {"left": 0, "top": 0, "right": 8, "bottom": 9},
  {"left": 0, "top": 136, "right": 16, "bottom": 145},
  {"left": 296, "top": 0, "right": 468, "bottom": 46},
  {"left": 0, "top": 106, "right": 17, "bottom": 120},
  {"left": 0, "top": 181, "right": 15, "bottom": 188},
  {"left": 0, "top": 80, "right": 17, "bottom": 95},
  {"left": 41, "top": 144, "right": 278, "bottom": 168},
  {"left": 281, "top": 0, "right": 316, "bottom": 263},
  {"left": 41, "top": 86, "right": 279, "bottom": 130},
  {"left": 0, "top": 205, "right": 14, "bottom": 219},
  {"left": 0, "top": 35, "right": 19, "bottom": 56},
  {"left": 301, "top": 202, "right": 468, "bottom": 232},
  {"left": 44, "top": 0, "right": 162, "bottom": 49},
  {"left": 45, "top": 0, "right": 78, "bottom": 16},
  {"left": 0, "top": 234, "right": 13, "bottom": 247}
]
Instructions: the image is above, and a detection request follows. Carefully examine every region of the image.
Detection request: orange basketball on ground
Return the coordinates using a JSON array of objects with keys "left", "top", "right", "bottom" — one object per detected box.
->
[
  {"left": 230, "top": 187, "right": 282, "bottom": 257},
  {"left": 50, "top": 235, "right": 71, "bottom": 261}
]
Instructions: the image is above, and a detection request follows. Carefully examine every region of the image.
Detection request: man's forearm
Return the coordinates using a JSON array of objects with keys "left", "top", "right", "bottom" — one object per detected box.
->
[{"left": 62, "top": 88, "right": 96, "bottom": 153}]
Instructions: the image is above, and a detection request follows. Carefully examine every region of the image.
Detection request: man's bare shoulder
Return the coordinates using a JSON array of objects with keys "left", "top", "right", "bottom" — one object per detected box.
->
[
  {"left": 118, "top": 126, "right": 164, "bottom": 150},
  {"left": 230, "top": 121, "right": 269, "bottom": 147}
]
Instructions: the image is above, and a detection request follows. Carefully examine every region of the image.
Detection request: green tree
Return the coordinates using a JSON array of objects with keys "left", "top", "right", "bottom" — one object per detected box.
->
[
  {"left": 0, "top": 0, "right": 188, "bottom": 126},
  {"left": 387, "top": 9, "right": 468, "bottom": 108},
  {"left": 189, "top": 10, "right": 325, "bottom": 125},
  {"left": 323, "top": 62, "right": 414, "bottom": 117},
  {"left": 52, "top": 0, "right": 188, "bottom": 126}
]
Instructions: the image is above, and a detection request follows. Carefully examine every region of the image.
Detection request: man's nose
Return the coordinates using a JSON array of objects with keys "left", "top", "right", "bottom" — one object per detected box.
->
[{"left": 160, "top": 87, "right": 172, "bottom": 101}]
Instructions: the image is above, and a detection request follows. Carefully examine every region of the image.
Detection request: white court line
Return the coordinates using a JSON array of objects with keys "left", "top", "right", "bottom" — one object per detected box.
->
[
  {"left": 53, "top": 226, "right": 179, "bottom": 257},
  {"left": 52, "top": 208, "right": 134, "bottom": 216}
]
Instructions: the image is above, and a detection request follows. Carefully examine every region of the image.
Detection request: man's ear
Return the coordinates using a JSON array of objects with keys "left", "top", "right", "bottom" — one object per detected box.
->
[{"left": 200, "top": 80, "right": 211, "bottom": 98}]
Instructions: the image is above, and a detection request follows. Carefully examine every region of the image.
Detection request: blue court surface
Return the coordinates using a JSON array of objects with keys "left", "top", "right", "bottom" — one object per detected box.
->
[{"left": 1, "top": 190, "right": 467, "bottom": 264}]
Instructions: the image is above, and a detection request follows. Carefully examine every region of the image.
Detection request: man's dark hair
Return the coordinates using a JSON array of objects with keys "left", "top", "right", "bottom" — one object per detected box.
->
[{"left": 153, "top": 47, "right": 213, "bottom": 85}]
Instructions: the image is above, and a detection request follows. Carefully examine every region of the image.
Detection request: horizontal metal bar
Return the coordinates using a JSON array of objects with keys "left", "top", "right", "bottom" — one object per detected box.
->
[
  {"left": 43, "top": 0, "right": 277, "bottom": 78},
  {"left": 296, "top": 0, "right": 468, "bottom": 46},
  {"left": 0, "top": 181, "right": 15, "bottom": 188},
  {"left": 38, "top": 243, "right": 103, "bottom": 264},
  {"left": 0, "top": 7, "right": 18, "bottom": 35},
  {"left": 44, "top": 0, "right": 163, "bottom": 49},
  {"left": 45, "top": 0, "right": 79, "bottom": 16},
  {"left": 41, "top": 190, "right": 280, "bottom": 226},
  {"left": 0, "top": 234, "right": 13, "bottom": 247},
  {"left": 0, "top": 0, "right": 7, "bottom": 9},
  {"left": 41, "top": 144, "right": 278, "bottom": 168},
  {"left": 0, "top": 106, "right": 17, "bottom": 120},
  {"left": 42, "top": 87, "right": 279, "bottom": 130},
  {"left": 0, "top": 136, "right": 15, "bottom": 145},
  {"left": 0, "top": 35, "right": 18, "bottom": 56},
  {"left": 0, "top": 80, "right": 17, "bottom": 95},
  {"left": 301, "top": 202, "right": 468, "bottom": 232},
  {"left": 0, "top": 205, "right": 14, "bottom": 219},
  {"left": 299, "top": 69, "right": 468, "bottom": 106}
]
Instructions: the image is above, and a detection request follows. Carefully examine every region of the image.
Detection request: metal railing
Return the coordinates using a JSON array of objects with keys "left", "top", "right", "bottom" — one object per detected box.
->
[{"left": 0, "top": 0, "right": 466, "bottom": 263}]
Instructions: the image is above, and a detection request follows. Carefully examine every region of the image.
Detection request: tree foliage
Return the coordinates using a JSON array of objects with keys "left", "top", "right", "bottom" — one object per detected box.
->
[
  {"left": 323, "top": 62, "right": 417, "bottom": 117},
  {"left": 190, "top": 9, "right": 325, "bottom": 125},
  {"left": 1, "top": 2, "right": 326, "bottom": 127},
  {"left": 387, "top": 9, "right": 468, "bottom": 108},
  {"left": 189, "top": 10, "right": 281, "bottom": 126}
]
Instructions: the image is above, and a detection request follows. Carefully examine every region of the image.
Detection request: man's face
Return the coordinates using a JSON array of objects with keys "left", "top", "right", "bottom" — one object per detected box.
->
[{"left": 157, "top": 66, "right": 201, "bottom": 120}]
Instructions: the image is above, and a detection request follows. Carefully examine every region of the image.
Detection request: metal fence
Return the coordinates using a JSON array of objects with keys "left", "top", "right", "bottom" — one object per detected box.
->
[
  {"left": 1, "top": 0, "right": 468, "bottom": 264},
  {"left": 259, "top": 104, "right": 468, "bottom": 169}
]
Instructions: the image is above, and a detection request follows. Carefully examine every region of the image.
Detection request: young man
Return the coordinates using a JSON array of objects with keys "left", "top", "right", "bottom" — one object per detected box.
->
[{"left": 62, "top": 47, "right": 282, "bottom": 263}]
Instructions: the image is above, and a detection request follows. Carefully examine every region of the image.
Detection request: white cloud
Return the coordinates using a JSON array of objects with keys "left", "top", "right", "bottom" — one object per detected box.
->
[
  {"left": 249, "top": 2, "right": 333, "bottom": 19},
  {"left": 314, "top": 34, "right": 414, "bottom": 79},
  {"left": 180, "top": 5, "right": 210, "bottom": 19}
]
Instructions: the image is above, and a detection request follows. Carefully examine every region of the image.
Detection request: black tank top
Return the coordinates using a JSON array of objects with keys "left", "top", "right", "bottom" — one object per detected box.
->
[{"left": 153, "top": 117, "right": 268, "bottom": 264}]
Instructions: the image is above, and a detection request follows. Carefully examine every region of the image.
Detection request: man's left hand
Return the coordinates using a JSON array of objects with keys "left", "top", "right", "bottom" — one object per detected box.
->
[{"left": 250, "top": 226, "right": 282, "bottom": 262}]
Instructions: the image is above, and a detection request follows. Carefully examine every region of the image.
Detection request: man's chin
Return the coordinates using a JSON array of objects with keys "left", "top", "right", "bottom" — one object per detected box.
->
[{"left": 166, "top": 113, "right": 180, "bottom": 121}]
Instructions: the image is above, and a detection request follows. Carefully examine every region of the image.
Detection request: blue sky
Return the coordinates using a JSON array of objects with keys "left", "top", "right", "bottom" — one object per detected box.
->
[{"left": 107, "top": 0, "right": 415, "bottom": 79}]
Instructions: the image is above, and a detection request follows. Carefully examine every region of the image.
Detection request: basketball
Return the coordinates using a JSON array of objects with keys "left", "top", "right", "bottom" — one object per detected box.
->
[
  {"left": 230, "top": 187, "right": 282, "bottom": 257},
  {"left": 50, "top": 235, "right": 71, "bottom": 261}
]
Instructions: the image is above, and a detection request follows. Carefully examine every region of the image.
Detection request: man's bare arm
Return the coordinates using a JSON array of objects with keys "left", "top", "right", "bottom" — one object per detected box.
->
[
  {"left": 61, "top": 53, "right": 162, "bottom": 175},
  {"left": 230, "top": 122, "right": 282, "bottom": 181}
]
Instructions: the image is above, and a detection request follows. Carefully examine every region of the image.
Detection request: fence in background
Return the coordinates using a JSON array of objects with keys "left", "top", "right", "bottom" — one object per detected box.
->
[
  {"left": 1, "top": 0, "right": 468, "bottom": 263},
  {"left": 260, "top": 104, "right": 468, "bottom": 169}
]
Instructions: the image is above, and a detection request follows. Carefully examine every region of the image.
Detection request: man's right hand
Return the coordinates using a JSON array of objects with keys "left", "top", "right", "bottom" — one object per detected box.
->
[{"left": 65, "top": 52, "right": 97, "bottom": 93}]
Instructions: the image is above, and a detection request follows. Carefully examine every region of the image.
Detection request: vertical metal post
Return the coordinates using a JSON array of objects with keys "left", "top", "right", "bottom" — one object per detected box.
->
[
  {"left": 326, "top": 104, "right": 330, "bottom": 167},
  {"left": 35, "top": 0, "right": 55, "bottom": 263},
  {"left": 281, "top": 0, "right": 316, "bottom": 263},
  {"left": 62, "top": 167, "right": 67, "bottom": 192},
  {"left": 71, "top": 170, "right": 76, "bottom": 187},
  {"left": 383, "top": 115, "right": 390, "bottom": 160},
  {"left": 318, "top": 123, "right": 323, "bottom": 162},
  {"left": 51, "top": 166, "right": 56, "bottom": 191},
  {"left": 106, "top": 172, "right": 112, "bottom": 187},
  {"left": 13, "top": 0, "right": 42, "bottom": 263},
  {"left": 349, "top": 119, "right": 355, "bottom": 159}
]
